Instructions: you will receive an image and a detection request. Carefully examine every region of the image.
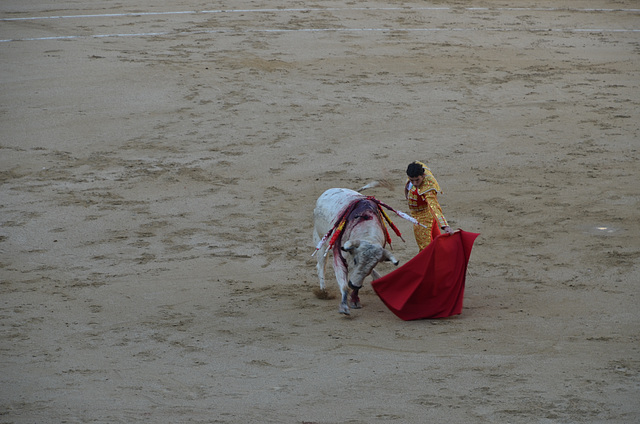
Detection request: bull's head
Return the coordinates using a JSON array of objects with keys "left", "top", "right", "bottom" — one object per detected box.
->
[{"left": 341, "top": 240, "right": 399, "bottom": 289}]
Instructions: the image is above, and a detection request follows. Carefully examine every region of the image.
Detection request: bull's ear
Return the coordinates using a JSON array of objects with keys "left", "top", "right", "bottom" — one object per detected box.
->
[{"left": 342, "top": 240, "right": 360, "bottom": 252}]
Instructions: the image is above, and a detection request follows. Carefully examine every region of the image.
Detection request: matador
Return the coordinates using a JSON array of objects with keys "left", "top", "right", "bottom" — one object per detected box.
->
[{"left": 405, "top": 161, "right": 454, "bottom": 251}]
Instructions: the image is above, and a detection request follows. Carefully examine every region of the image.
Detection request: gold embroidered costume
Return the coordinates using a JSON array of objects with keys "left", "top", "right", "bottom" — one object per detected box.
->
[{"left": 406, "top": 162, "right": 449, "bottom": 251}]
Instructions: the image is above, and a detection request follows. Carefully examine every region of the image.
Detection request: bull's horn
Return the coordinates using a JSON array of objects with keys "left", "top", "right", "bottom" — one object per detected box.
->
[{"left": 383, "top": 249, "right": 399, "bottom": 265}]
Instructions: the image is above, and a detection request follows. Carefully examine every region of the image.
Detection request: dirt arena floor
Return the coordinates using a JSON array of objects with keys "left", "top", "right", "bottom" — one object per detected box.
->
[{"left": 1, "top": 1, "right": 639, "bottom": 423}]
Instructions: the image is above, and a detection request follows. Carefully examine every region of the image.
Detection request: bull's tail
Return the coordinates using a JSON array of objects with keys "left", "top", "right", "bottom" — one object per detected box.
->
[{"left": 357, "top": 181, "right": 380, "bottom": 192}]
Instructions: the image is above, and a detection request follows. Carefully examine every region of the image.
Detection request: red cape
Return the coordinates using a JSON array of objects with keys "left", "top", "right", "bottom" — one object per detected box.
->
[{"left": 371, "top": 230, "right": 479, "bottom": 320}]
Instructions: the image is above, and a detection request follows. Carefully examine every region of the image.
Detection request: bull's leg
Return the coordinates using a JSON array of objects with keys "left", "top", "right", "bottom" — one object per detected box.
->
[
  {"left": 371, "top": 269, "right": 381, "bottom": 280},
  {"left": 349, "top": 286, "right": 361, "bottom": 309},
  {"left": 315, "top": 246, "right": 328, "bottom": 290},
  {"left": 332, "top": 249, "right": 350, "bottom": 315},
  {"left": 339, "top": 290, "right": 350, "bottom": 315}
]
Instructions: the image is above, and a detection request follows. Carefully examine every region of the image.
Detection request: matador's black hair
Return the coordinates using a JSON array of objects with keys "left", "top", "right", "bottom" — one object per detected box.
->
[{"left": 406, "top": 162, "right": 425, "bottom": 178}]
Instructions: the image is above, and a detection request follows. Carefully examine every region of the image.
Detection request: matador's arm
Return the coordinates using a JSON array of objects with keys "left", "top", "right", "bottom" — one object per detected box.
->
[{"left": 424, "top": 191, "right": 453, "bottom": 234}]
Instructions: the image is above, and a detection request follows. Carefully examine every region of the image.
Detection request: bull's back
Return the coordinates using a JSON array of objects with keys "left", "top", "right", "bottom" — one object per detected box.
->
[{"left": 313, "top": 188, "right": 363, "bottom": 241}]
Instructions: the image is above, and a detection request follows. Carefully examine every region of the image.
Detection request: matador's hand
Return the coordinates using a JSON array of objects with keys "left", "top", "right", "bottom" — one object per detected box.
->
[{"left": 442, "top": 225, "right": 455, "bottom": 235}]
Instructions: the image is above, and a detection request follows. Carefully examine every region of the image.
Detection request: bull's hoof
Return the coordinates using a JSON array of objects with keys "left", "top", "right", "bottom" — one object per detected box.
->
[
  {"left": 339, "top": 304, "right": 350, "bottom": 315},
  {"left": 350, "top": 300, "right": 362, "bottom": 309}
]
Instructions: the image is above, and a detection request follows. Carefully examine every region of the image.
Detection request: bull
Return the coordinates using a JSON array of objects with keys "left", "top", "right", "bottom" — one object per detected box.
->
[{"left": 313, "top": 185, "right": 400, "bottom": 315}]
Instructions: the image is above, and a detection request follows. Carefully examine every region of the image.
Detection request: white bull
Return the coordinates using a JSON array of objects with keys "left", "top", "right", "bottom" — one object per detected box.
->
[{"left": 313, "top": 187, "right": 400, "bottom": 315}]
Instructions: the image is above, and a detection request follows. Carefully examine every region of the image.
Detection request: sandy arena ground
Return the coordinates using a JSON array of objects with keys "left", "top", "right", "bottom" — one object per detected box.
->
[{"left": 1, "top": 1, "right": 639, "bottom": 423}]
